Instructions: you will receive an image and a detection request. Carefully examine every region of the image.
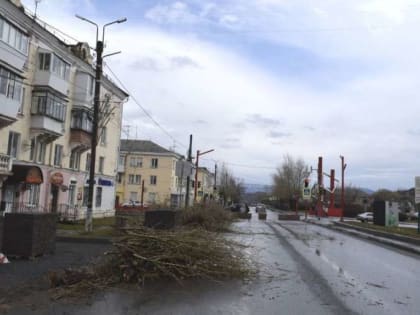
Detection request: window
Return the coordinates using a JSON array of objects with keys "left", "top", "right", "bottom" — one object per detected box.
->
[
  {"left": 29, "top": 137, "right": 36, "bottom": 161},
  {"left": 148, "top": 192, "right": 156, "bottom": 204},
  {"left": 85, "top": 153, "right": 91, "bottom": 171},
  {"left": 68, "top": 183, "right": 76, "bottom": 206},
  {"left": 150, "top": 175, "right": 157, "bottom": 185},
  {"left": 39, "top": 52, "right": 51, "bottom": 71},
  {"left": 118, "top": 155, "right": 125, "bottom": 166},
  {"left": 95, "top": 187, "right": 102, "bottom": 207},
  {"left": 37, "top": 141, "right": 46, "bottom": 163},
  {"left": 71, "top": 109, "right": 92, "bottom": 132},
  {"left": 27, "top": 184, "right": 40, "bottom": 206},
  {"left": 0, "top": 66, "right": 23, "bottom": 101},
  {"left": 0, "top": 17, "right": 29, "bottom": 55},
  {"left": 130, "top": 157, "right": 143, "bottom": 167},
  {"left": 31, "top": 90, "right": 67, "bottom": 122},
  {"left": 7, "top": 131, "right": 20, "bottom": 158},
  {"left": 100, "top": 127, "right": 107, "bottom": 145},
  {"left": 88, "top": 75, "right": 94, "bottom": 96},
  {"left": 116, "top": 173, "right": 122, "bottom": 184},
  {"left": 197, "top": 181, "right": 201, "bottom": 189},
  {"left": 52, "top": 54, "right": 70, "bottom": 80},
  {"left": 128, "top": 174, "right": 141, "bottom": 185},
  {"left": 98, "top": 156, "right": 104, "bottom": 173},
  {"left": 151, "top": 158, "right": 158, "bottom": 168},
  {"left": 18, "top": 87, "right": 25, "bottom": 114},
  {"left": 53, "top": 144, "right": 63, "bottom": 166},
  {"left": 69, "top": 151, "right": 81, "bottom": 169},
  {"left": 130, "top": 192, "right": 138, "bottom": 202}
]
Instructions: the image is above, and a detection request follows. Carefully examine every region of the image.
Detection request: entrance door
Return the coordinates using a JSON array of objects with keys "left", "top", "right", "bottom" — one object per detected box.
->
[
  {"left": 51, "top": 184, "right": 59, "bottom": 213},
  {"left": 2, "top": 185, "right": 15, "bottom": 212}
]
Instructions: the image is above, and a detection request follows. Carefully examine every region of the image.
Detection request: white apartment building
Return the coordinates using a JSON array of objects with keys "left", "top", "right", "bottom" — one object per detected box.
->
[{"left": 0, "top": 0, "right": 128, "bottom": 219}]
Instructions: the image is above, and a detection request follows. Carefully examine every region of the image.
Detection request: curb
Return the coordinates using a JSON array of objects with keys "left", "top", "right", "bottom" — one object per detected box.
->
[
  {"left": 304, "top": 220, "right": 420, "bottom": 256},
  {"left": 334, "top": 222, "right": 420, "bottom": 246}
]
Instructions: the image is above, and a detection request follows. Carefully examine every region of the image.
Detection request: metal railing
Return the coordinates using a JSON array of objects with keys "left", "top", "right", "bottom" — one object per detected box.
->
[
  {"left": 0, "top": 154, "right": 12, "bottom": 173},
  {"left": 57, "top": 204, "right": 80, "bottom": 221},
  {"left": 0, "top": 201, "right": 49, "bottom": 214}
]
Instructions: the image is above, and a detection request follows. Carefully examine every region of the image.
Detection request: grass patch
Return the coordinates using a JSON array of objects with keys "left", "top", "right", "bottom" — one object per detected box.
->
[
  {"left": 345, "top": 222, "right": 420, "bottom": 239},
  {"left": 57, "top": 217, "right": 118, "bottom": 238},
  {"left": 181, "top": 203, "right": 234, "bottom": 232}
]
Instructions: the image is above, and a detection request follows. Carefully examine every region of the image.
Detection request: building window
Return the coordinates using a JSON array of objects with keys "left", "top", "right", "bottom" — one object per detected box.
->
[
  {"left": 128, "top": 174, "right": 141, "bottom": 185},
  {"left": 71, "top": 109, "right": 92, "bottom": 132},
  {"left": 0, "top": 66, "right": 23, "bottom": 101},
  {"left": 69, "top": 150, "right": 81, "bottom": 170},
  {"left": 95, "top": 187, "right": 102, "bottom": 207},
  {"left": 39, "top": 52, "right": 51, "bottom": 71},
  {"left": 29, "top": 137, "right": 36, "bottom": 161},
  {"left": 130, "top": 192, "right": 138, "bottom": 202},
  {"left": 38, "top": 52, "right": 70, "bottom": 80},
  {"left": 151, "top": 158, "right": 158, "bottom": 168},
  {"left": 118, "top": 155, "right": 125, "bottom": 166},
  {"left": 85, "top": 153, "right": 91, "bottom": 171},
  {"left": 98, "top": 156, "right": 104, "bottom": 174},
  {"left": 7, "top": 131, "right": 20, "bottom": 158},
  {"left": 37, "top": 141, "right": 46, "bottom": 163},
  {"left": 53, "top": 144, "right": 63, "bottom": 166},
  {"left": 116, "top": 173, "right": 122, "bottom": 184},
  {"left": 99, "top": 127, "right": 107, "bottom": 145},
  {"left": 0, "top": 17, "right": 29, "bottom": 55},
  {"left": 150, "top": 175, "right": 157, "bottom": 185},
  {"left": 31, "top": 90, "right": 67, "bottom": 122},
  {"left": 130, "top": 157, "right": 143, "bottom": 167},
  {"left": 148, "top": 192, "right": 156, "bottom": 204},
  {"left": 18, "top": 87, "right": 25, "bottom": 114},
  {"left": 27, "top": 184, "right": 40, "bottom": 206}
]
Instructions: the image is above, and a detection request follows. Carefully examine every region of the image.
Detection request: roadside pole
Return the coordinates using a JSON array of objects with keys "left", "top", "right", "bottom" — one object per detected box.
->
[{"left": 185, "top": 135, "right": 192, "bottom": 208}]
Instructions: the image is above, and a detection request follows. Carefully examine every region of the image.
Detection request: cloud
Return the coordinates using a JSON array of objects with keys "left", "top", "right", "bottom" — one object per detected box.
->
[
  {"left": 145, "top": 2, "right": 198, "bottom": 24},
  {"left": 267, "top": 131, "right": 291, "bottom": 138},
  {"left": 245, "top": 114, "right": 282, "bottom": 128}
]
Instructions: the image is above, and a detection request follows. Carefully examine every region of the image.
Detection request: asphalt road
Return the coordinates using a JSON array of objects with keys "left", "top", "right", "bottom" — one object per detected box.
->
[{"left": 6, "top": 209, "right": 420, "bottom": 315}]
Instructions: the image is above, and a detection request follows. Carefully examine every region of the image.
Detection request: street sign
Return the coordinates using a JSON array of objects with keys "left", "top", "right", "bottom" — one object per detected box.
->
[{"left": 302, "top": 187, "right": 311, "bottom": 200}]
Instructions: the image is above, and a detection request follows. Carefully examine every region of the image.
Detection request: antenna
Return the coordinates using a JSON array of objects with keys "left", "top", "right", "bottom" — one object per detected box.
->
[{"left": 34, "top": 0, "right": 42, "bottom": 18}]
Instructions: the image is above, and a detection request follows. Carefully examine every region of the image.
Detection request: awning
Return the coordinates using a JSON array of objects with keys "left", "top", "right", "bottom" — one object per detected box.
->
[{"left": 7, "top": 165, "right": 43, "bottom": 184}]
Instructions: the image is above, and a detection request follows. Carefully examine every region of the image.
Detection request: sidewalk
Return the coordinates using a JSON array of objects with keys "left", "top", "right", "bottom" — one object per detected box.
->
[
  {"left": 0, "top": 241, "right": 111, "bottom": 295},
  {"left": 304, "top": 216, "right": 420, "bottom": 256}
]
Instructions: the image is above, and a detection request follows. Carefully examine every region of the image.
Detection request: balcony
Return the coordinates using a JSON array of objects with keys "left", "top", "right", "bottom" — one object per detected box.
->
[
  {"left": 117, "top": 163, "right": 125, "bottom": 173},
  {"left": 73, "top": 71, "right": 94, "bottom": 108},
  {"left": 0, "top": 94, "right": 19, "bottom": 128},
  {"left": 34, "top": 70, "right": 69, "bottom": 96},
  {"left": 70, "top": 109, "right": 92, "bottom": 152},
  {"left": 0, "top": 41, "right": 27, "bottom": 71},
  {"left": 0, "top": 154, "right": 12, "bottom": 175}
]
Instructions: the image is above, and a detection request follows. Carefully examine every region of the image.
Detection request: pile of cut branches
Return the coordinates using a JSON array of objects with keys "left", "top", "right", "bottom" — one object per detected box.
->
[
  {"left": 50, "top": 226, "right": 253, "bottom": 299},
  {"left": 181, "top": 203, "right": 234, "bottom": 232}
]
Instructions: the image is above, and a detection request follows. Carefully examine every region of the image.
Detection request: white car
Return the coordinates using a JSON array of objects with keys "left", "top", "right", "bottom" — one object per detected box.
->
[
  {"left": 356, "top": 212, "right": 373, "bottom": 223},
  {"left": 409, "top": 212, "right": 419, "bottom": 220}
]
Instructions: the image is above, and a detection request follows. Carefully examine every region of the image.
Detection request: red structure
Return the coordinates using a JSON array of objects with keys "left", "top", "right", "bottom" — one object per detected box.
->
[{"left": 327, "top": 168, "right": 343, "bottom": 217}]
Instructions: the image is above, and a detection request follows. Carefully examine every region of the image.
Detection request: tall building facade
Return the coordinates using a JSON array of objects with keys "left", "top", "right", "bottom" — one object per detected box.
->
[{"left": 0, "top": 0, "right": 128, "bottom": 219}]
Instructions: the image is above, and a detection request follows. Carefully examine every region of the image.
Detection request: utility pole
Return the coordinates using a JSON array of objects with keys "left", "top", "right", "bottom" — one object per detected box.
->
[
  {"left": 76, "top": 15, "right": 127, "bottom": 232},
  {"left": 141, "top": 180, "right": 145, "bottom": 207},
  {"left": 194, "top": 149, "right": 214, "bottom": 203},
  {"left": 316, "top": 156, "right": 323, "bottom": 219},
  {"left": 340, "top": 155, "right": 347, "bottom": 222},
  {"left": 185, "top": 135, "right": 193, "bottom": 208},
  {"left": 214, "top": 163, "right": 217, "bottom": 199}
]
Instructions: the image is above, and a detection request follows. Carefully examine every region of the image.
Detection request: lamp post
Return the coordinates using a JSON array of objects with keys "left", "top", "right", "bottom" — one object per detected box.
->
[
  {"left": 193, "top": 149, "right": 214, "bottom": 203},
  {"left": 76, "top": 15, "right": 127, "bottom": 232}
]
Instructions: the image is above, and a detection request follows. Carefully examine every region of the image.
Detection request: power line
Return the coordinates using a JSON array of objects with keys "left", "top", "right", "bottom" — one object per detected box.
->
[{"left": 104, "top": 63, "right": 188, "bottom": 149}]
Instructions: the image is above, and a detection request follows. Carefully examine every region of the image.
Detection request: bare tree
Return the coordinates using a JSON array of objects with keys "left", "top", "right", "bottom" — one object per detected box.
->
[
  {"left": 97, "top": 93, "right": 118, "bottom": 142},
  {"left": 218, "top": 164, "right": 244, "bottom": 205},
  {"left": 272, "top": 154, "right": 309, "bottom": 201}
]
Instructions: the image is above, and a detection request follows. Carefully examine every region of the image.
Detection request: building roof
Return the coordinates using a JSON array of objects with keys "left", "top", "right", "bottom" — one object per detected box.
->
[{"left": 120, "top": 139, "right": 176, "bottom": 155}]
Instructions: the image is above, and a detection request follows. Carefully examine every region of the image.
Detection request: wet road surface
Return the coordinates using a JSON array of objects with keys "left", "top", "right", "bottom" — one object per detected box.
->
[{"left": 7, "top": 209, "right": 420, "bottom": 315}]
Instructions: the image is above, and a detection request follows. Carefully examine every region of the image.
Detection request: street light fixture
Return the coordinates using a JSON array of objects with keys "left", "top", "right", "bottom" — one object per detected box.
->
[
  {"left": 194, "top": 149, "right": 215, "bottom": 203},
  {"left": 75, "top": 15, "right": 127, "bottom": 232}
]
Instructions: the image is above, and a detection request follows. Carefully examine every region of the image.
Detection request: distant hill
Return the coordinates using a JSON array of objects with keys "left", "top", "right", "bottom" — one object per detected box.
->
[{"left": 360, "top": 187, "right": 375, "bottom": 195}]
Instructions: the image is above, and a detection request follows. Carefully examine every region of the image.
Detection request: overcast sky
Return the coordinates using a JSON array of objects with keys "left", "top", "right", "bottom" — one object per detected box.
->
[{"left": 21, "top": 0, "right": 420, "bottom": 190}]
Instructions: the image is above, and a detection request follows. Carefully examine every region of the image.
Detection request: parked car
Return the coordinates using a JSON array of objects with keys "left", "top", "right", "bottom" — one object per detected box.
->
[
  {"left": 409, "top": 212, "right": 419, "bottom": 220},
  {"left": 121, "top": 201, "right": 148, "bottom": 208},
  {"left": 256, "top": 204, "right": 266, "bottom": 213},
  {"left": 356, "top": 212, "right": 373, "bottom": 223}
]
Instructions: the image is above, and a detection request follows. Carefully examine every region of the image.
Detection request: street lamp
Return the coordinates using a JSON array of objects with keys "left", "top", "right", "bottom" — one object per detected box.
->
[
  {"left": 76, "top": 15, "right": 127, "bottom": 232},
  {"left": 340, "top": 155, "right": 347, "bottom": 222},
  {"left": 194, "top": 149, "right": 214, "bottom": 203}
]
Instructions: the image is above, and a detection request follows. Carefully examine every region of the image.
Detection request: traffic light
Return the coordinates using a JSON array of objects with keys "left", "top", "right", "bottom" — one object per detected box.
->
[{"left": 304, "top": 178, "right": 309, "bottom": 188}]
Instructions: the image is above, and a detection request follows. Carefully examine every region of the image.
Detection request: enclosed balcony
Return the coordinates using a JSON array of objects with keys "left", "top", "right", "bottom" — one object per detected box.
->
[
  {"left": 0, "top": 17, "right": 29, "bottom": 71},
  {"left": 0, "top": 66, "right": 23, "bottom": 128},
  {"left": 73, "top": 71, "right": 94, "bottom": 108},
  {"left": 30, "top": 90, "right": 66, "bottom": 141},
  {"left": 0, "top": 153, "right": 12, "bottom": 175},
  {"left": 33, "top": 50, "right": 70, "bottom": 96},
  {"left": 70, "top": 108, "right": 92, "bottom": 152}
]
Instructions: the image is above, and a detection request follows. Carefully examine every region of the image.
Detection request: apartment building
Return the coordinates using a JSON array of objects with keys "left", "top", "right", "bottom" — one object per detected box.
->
[
  {"left": 0, "top": 0, "right": 128, "bottom": 218},
  {"left": 194, "top": 166, "right": 215, "bottom": 203},
  {"left": 116, "top": 139, "right": 187, "bottom": 207}
]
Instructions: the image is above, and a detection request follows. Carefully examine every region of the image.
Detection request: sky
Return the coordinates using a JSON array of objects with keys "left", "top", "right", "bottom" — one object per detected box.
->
[{"left": 20, "top": 0, "right": 420, "bottom": 190}]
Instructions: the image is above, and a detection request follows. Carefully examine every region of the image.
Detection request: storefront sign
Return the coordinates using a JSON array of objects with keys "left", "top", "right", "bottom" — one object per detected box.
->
[
  {"left": 26, "top": 167, "right": 43, "bottom": 184},
  {"left": 50, "top": 172, "right": 64, "bottom": 186}
]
